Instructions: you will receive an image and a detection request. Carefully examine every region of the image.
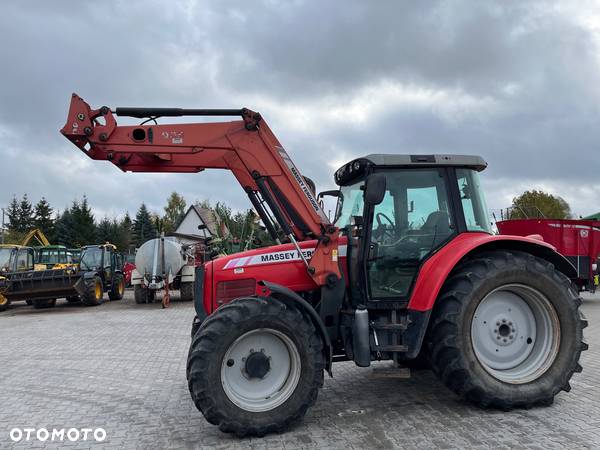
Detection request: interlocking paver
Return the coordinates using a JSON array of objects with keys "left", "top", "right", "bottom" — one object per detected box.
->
[{"left": 0, "top": 291, "right": 599, "bottom": 449}]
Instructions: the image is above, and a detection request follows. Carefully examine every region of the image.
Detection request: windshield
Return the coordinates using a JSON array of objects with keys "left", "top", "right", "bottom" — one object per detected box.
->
[
  {"left": 80, "top": 247, "right": 102, "bottom": 270},
  {"left": 0, "top": 249, "right": 13, "bottom": 271},
  {"left": 335, "top": 181, "right": 365, "bottom": 228},
  {"left": 39, "top": 249, "right": 69, "bottom": 264}
]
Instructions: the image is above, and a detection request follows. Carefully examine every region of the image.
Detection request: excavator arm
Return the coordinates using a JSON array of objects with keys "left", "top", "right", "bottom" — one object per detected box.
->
[
  {"left": 60, "top": 94, "right": 341, "bottom": 286},
  {"left": 22, "top": 229, "right": 50, "bottom": 247}
]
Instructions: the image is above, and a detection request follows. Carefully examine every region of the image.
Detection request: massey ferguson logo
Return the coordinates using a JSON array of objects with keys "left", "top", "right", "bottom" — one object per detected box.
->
[{"left": 259, "top": 249, "right": 314, "bottom": 263}]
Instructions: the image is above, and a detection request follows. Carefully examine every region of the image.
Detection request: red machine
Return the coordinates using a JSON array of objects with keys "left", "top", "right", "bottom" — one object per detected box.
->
[
  {"left": 497, "top": 218, "right": 600, "bottom": 291},
  {"left": 61, "top": 94, "right": 586, "bottom": 437}
]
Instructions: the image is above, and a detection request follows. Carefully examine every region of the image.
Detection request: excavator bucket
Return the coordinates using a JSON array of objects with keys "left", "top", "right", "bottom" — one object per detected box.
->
[{"left": 3, "top": 268, "right": 84, "bottom": 301}]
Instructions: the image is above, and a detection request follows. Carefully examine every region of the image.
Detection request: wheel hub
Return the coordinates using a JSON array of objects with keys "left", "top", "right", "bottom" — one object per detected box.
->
[
  {"left": 221, "top": 328, "right": 302, "bottom": 412},
  {"left": 244, "top": 350, "right": 271, "bottom": 379},
  {"left": 471, "top": 284, "right": 560, "bottom": 384}
]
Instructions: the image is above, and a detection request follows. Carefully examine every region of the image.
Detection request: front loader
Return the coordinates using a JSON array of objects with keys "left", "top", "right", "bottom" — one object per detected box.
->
[{"left": 61, "top": 95, "right": 587, "bottom": 437}]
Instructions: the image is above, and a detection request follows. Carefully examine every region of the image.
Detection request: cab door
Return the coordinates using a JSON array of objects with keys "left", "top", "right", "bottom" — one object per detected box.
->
[
  {"left": 103, "top": 247, "right": 113, "bottom": 285},
  {"left": 364, "top": 168, "right": 456, "bottom": 302}
]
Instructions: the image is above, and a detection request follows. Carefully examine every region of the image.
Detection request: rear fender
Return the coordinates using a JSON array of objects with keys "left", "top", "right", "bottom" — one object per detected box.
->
[
  {"left": 259, "top": 281, "right": 333, "bottom": 376},
  {"left": 404, "top": 233, "right": 576, "bottom": 358},
  {"left": 408, "top": 233, "right": 575, "bottom": 312}
]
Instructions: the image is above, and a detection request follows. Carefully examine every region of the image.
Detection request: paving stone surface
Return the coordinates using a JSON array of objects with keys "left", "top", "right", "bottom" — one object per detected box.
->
[{"left": 0, "top": 290, "right": 599, "bottom": 449}]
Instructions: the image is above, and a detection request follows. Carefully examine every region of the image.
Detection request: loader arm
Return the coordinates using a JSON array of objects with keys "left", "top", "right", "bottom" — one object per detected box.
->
[{"left": 60, "top": 94, "right": 340, "bottom": 286}]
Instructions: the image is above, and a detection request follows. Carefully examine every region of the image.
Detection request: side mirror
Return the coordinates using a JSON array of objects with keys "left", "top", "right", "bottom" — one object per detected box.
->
[
  {"left": 317, "top": 190, "right": 341, "bottom": 201},
  {"left": 364, "top": 173, "right": 386, "bottom": 206}
]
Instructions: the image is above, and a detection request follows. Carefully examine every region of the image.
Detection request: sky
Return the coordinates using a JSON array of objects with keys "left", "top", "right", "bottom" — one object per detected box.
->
[{"left": 1, "top": 0, "right": 600, "bottom": 222}]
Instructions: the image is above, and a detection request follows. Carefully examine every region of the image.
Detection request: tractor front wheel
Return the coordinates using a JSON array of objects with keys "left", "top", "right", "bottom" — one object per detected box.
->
[
  {"left": 187, "top": 297, "right": 324, "bottom": 436},
  {"left": 429, "top": 250, "right": 587, "bottom": 409},
  {"left": 81, "top": 276, "right": 104, "bottom": 306},
  {"left": 0, "top": 294, "right": 10, "bottom": 312}
]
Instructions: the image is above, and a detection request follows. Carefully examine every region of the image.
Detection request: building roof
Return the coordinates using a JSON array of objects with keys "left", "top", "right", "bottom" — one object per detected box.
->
[{"left": 582, "top": 212, "right": 600, "bottom": 220}]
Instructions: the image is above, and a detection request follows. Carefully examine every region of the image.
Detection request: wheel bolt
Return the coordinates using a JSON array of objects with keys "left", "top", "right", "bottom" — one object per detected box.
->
[
  {"left": 496, "top": 321, "right": 500, "bottom": 326},
  {"left": 503, "top": 338, "right": 507, "bottom": 342},
  {"left": 497, "top": 336, "right": 500, "bottom": 340},
  {"left": 502, "top": 319, "right": 506, "bottom": 323},
  {"left": 249, "top": 349, "right": 254, "bottom": 353},
  {"left": 260, "top": 348, "right": 265, "bottom": 353}
]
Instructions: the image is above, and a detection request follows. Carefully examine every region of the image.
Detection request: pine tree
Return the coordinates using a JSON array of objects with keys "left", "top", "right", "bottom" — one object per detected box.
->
[
  {"left": 117, "top": 213, "right": 133, "bottom": 252},
  {"left": 34, "top": 197, "right": 55, "bottom": 237},
  {"left": 71, "top": 197, "right": 96, "bottom": 247},
  {"left": 133, "top": 203, "right": 157, "bottom": 246},
  {"left": 17, "top": 194, "right": 34, "bottom": 233},
  {"left": 6, "top": 196, "right": 20, "bottom": 232},
  {"left": 54, "top": 208, "right": 76, "bottom": 247}
]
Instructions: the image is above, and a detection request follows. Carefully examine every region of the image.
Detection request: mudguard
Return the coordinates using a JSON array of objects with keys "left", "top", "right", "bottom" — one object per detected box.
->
[
  {"left": 260, "top": 281, "right": 334, "bottom": 376},
  {"left": 408, "top": 232, "right": 576, "bottom": 312}
]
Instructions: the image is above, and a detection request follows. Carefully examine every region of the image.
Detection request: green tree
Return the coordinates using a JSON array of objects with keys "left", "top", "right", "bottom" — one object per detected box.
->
[
  {"left": 17, "top": 194, "right": 34, "bottom": 232},
  {"left": 133, "top": 203, "right": 157, "bottom": 246},
  {"left": 163, "top": 192, "right": 187, "bottom": 234},
  {"left": 54, "top": 208, "right": 76, "bottom": 247},
  {"left": 6, "top": 196, "right": 19, "bottom": 232},
  {"left": 115, "top": 213, "right": 134, "bottom": 252},
  {"left": 511, "top": 190, "right": 571, "bottom": 219},
  {"left": 71, "top": 196, "right": 96, "bottom": 246},
  {"left": 34, "top": 197, "right": 55, "bottom": 237}
]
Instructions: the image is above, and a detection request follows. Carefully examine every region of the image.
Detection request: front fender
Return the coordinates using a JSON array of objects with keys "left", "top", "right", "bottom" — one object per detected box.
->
[{"left": 407, "top": 232, "right": 576, "bottom": 312}]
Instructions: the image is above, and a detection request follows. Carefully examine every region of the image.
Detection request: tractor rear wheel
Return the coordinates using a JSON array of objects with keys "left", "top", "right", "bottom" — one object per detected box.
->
[
  {"left": 180, "top": 281, "right": 194, "bottom": 302},
  {"left": 81, "top": 276, "right": 104, "bottom": 306},
  {"left": 33, "top": 298, "right": 57, "bottom": 309},
  {"left": 429, "top": 250, "right": 587, "bottom": 409},
  {"left": 109, "top": 273, "right": 125, "bottom": 301},
  {"left": 187, "top": 297, "right": 324, "bottom": 436},
  {"left": 134, "top": 285, "right": 155, "bottom": 304}
]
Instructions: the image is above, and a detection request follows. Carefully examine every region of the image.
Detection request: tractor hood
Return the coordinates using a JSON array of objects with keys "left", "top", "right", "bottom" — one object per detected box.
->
[{"left": 201, "top": 238, "right": 348, "bottom": 315}]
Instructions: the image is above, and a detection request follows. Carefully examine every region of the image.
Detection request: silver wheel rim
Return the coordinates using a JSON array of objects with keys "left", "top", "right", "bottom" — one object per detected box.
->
[
  {"left": 221, "top": 328, "right": 301, "bottom": 412},
  {"left": 471, "top": 284, "right": 560, "bottom": 384}
]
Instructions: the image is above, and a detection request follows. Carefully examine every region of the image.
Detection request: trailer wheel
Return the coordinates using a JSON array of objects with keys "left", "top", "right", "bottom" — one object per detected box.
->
[
  {"left": 109, "top": 274, "right": 125, "bottom": 301},
  {"left": 187, "top": 297, "right": 324, "bottom": 437},
  {"left": 33, "top": 298, "right": 57, "bottom": 309},
  {"left": 180, "top": 281, "right": 194, "bottom": 302},
  {"left": 134, "top": 285, "right": 155, "bottom": 304},
  {"left": 81, "top": 276, "right": 104, "bottom": 306},
  {"left": 429, "top": 250, "right": 587, "bottom": 409}
]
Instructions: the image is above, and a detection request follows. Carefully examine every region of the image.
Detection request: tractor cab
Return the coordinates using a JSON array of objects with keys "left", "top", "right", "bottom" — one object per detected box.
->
[
  {"left": 333, "top": 154, "right": 490, "bottom": 304},
  {"left": 0, "top": 245, "right": 35, "bottom": 274},
  {"left": 35, "top": 245, "right": 74, "bottom": 270},
  {"left": 79, "top": 243, "right": 123, "bottom": 278}
]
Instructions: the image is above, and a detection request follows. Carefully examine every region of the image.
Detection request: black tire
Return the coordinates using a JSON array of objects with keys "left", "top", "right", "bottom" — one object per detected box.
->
[
  {"left": 109, "top": 273, "right": 125, "bottom": 301},
  {"left": 33, "top": 298, "right": 57, "bottom": 309},
  {"left": 81, "top": 276, "right": 104, "bottom": 306},
  {"left": 25, "top": 299, "right": 33, "bottom": 306},
  {"left": 180, "top": 281, "right": 194, "bottom": 302},
  {"left": 187, "top": 297, "right": 325, "bottom": 437},
  {"left": 428, "top": 250, "right": 587, "bottom": 409},
  {"left": 190, "top": 315, "right": 203, "bottom": 339},
  {"left": 0, "top": 295, "right": 10, "bottom": 312},
  {"left": 134, "top": 285, "right": 155, "bottom": 304},
  {"left": 66, "top": 296, "right": 81, "bottom": 303}
]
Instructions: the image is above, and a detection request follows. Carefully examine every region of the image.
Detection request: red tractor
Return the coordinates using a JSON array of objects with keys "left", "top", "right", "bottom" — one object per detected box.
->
[{"left": 62, "top": 95, "right": 587, "bottom": 437}]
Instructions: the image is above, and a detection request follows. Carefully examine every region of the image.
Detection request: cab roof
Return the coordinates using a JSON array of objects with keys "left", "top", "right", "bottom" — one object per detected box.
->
[{"left": 362, "top": 154, "right": 487, "bottom": 171}]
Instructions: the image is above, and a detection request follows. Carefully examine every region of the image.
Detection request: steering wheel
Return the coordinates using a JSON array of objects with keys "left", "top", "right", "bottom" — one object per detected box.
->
[{"left": 375, "top": 212, "right": 396, "bottom": 243}]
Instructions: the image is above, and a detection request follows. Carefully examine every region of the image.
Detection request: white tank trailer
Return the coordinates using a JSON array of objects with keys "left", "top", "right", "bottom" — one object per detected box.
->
[{"left": 131, "top": 236, "right": 196, "bottom": 304}]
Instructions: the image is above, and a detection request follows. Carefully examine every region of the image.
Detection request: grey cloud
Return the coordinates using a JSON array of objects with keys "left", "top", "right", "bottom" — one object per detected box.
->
[{"left": 1, "top": 0, "right": 599, "bottom": 220}]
